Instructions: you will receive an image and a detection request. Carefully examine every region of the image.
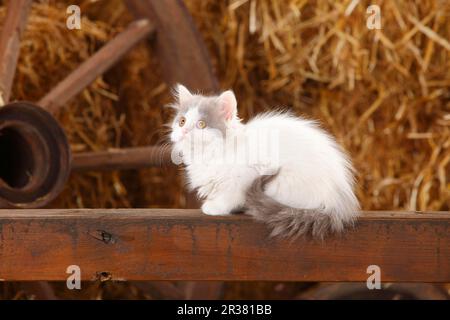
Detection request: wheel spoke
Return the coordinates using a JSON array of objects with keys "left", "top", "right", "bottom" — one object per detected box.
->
[
  {"left": 72, "top": 145, "right": 172, "bottom": 172},
  {"left": 38, "top": 19, "right": 155, "bottom": 114},
  {"left": 0, "top": 0, "right": 33, "bottom": 105},
  {"left": 125, "top": 0, "right": 219, "bottom": 91}
]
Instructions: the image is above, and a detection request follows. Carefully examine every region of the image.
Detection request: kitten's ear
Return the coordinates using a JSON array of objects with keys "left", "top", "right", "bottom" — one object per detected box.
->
[
  {"left": 174, "top": 84, "right": 192, "bottom": 104},
  {"left": 218, "top": 90, "right": 237, "bottom": 121}
]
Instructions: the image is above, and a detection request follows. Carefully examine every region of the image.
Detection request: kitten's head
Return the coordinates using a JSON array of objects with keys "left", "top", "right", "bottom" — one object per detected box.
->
[{"left": 169, "top": 84, "right": 238, "bottom": 145}]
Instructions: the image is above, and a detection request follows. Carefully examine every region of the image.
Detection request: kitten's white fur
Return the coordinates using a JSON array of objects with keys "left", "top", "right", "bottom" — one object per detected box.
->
[{"left": 170, "top": 84, "right": 359, "bottom": 237}]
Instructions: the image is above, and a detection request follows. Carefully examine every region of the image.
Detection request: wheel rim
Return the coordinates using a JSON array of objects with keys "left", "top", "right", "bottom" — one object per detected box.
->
[{"left": 0, "top": 102, "right": 71, "bottom": 208}]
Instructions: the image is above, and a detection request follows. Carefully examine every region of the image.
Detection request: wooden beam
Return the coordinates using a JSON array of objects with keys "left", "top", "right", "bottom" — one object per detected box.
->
[
  {"left": 0, "top": 0, "right": 33, "bottom": 104},
  {"left": 72, "top": 146, "right": 172, "bottom": 172},
  {"left": 38, "top": 19, "right": 155, "bottom": 114},
  {"left": 0, "top": 210, "right": 448, "bottom": 282}
]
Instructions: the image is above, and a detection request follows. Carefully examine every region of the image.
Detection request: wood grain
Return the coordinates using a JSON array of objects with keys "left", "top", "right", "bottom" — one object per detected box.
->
[{"left": 0, "top": 209, "right": 448, "bottom": 282}]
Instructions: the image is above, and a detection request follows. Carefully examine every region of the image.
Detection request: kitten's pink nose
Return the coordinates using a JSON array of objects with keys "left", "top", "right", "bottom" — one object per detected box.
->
[{"left": 181, "top": 128, "right": 188, "bottom": 135}]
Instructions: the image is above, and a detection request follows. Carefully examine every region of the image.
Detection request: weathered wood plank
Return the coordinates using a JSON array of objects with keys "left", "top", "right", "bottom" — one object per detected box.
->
[{"left": 0, "top": 209, "right": 448, "bottom": 282}]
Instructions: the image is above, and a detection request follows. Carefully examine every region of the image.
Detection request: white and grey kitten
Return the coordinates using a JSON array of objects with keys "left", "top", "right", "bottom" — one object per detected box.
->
[{"left": 169, "top": 84, "right": 360, "bottom": 239}]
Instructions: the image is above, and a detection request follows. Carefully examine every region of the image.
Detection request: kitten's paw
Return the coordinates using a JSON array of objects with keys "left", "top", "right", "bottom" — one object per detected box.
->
[{"left": 201, "top": 201, "right": 232, "bottom": 216}]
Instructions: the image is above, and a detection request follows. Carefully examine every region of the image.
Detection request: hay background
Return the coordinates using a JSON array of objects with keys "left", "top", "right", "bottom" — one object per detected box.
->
[{"left": 0, "top": 0, "right": 448, "bottom": 299}]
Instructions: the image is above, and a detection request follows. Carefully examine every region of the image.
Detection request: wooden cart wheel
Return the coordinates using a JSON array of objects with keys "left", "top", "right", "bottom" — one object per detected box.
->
[{"left": 0, "top": 0, "right": 219, "bottom": 209}]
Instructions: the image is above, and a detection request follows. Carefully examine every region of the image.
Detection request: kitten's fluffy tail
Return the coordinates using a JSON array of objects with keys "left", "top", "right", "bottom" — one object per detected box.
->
[{"left": 245, "top": 174, "right": 356, "bottom": 239}]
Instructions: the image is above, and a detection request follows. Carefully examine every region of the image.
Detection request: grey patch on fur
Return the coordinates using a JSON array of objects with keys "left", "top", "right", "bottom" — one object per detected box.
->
[
  {"left": 174, "top": 95, "right": 227, "bottom": 136},
  {"left": 245, "top": 173, "right": 351, "bottom": 240},
  {"left": 197, "top": 97, "right": 227, "bottom": 135}
]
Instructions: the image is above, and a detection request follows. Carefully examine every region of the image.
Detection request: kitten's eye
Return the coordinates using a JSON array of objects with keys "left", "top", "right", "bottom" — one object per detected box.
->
[
  {"left": 179, "top": 116, "right": 186, "bottom": 127},
  {"left": 197, "top": 120, "right": 207, "bottom": 129}
]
